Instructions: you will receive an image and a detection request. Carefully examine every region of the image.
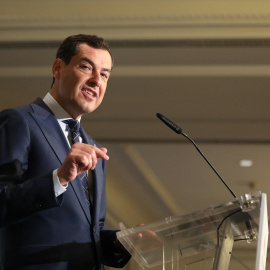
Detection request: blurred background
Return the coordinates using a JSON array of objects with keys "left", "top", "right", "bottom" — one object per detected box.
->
[{"left": 1, "top": 1, "right": 270, "bottom": 269}]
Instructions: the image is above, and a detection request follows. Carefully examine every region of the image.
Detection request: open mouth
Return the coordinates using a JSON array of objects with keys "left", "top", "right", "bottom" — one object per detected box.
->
[{"left": 82, "top": 89, "right": 96, "bottom": 98}]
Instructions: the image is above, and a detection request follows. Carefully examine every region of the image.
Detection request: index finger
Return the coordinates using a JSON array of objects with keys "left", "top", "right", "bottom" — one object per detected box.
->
[{"left": 73, "top": 143, "right": 109, "bottom": 160}]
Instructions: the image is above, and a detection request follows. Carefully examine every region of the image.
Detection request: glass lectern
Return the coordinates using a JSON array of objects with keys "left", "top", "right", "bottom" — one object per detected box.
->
[{"left": 117, "top": 191, "right": 268, "bottom": 270}]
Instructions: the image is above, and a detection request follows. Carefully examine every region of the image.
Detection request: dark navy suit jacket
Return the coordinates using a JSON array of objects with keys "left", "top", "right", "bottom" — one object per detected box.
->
[{"left": 0, "top": 99, "right": 130, "bottom": 270}]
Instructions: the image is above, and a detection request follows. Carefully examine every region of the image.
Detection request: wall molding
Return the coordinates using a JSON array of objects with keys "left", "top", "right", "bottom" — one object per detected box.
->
[{"left": 2, "top": 1, "right": 270, "bottom": 41}]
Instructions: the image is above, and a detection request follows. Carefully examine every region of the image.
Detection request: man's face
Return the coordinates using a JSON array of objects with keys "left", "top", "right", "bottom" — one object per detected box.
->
[{"left": 51, "top": 43, "right": 112, "bottom": 119}]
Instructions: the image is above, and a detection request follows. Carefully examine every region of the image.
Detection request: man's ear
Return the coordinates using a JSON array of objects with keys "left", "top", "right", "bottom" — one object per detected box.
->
[{"left": 52, "top": 58, "right": 62, "bottom": 80}]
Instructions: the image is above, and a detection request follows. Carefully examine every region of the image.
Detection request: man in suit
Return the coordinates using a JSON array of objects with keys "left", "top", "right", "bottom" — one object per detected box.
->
[{"left": 0, "top": 34, "right": 130, "bottom": 270}]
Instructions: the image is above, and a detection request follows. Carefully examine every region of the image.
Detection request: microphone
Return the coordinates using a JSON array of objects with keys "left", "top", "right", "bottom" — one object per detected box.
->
[{"left": 156, "top": 113, "right": 237, "bottom": 198}]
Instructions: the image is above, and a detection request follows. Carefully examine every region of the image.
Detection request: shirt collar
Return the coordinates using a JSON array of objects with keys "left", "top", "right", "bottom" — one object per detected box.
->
[{"left": 43, "top": 93, "right": 81, "bottom": 122}]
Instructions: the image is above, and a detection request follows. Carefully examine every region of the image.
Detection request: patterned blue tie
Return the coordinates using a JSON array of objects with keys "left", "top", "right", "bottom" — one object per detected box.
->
[{"left": 63, "top": 119, "right": 91, "bottom": 208}]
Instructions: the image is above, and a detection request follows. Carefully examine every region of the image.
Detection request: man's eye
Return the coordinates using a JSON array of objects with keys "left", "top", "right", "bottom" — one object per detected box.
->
[
  {"left": 101, "top": 73, "right": 108, "bottom": 79},
  {"left": 79, "top": 63, "right": 92, "bottom": 71},
  {"left": 82, "top": 65, "right": 90, "bottom": 70}
]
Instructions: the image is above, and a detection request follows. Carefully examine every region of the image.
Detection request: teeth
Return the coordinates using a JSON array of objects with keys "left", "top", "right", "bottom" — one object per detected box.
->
[{"left": 84, "top": 90, "right": 94, "bottom": 96}]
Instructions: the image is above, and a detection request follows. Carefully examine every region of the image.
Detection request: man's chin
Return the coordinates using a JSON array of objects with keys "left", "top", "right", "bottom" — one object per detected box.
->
[
  {"left": 79, "top": 101, "right": 101, "bottom": 115},
  {"left": 83, "top": 105, "right": 97, "bottom": 115}
]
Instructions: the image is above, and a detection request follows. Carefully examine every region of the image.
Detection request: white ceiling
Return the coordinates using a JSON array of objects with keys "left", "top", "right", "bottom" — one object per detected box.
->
[{"left": 1, "top": 1, "right": 270, "bottom": 269}]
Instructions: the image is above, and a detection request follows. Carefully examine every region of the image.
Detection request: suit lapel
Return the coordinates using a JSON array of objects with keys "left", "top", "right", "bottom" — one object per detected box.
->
[
  {"left": 29, "top": 102, "right": 69, "bottom": 164},
  {"left": 29, "top": 100, "right": 92, "bottom": 224},
  {"left": 70, "top": 177, "right": 92, "bottom": 224},
  {"left": 80, "top": 127, "right": 104, "bottom": 223}
]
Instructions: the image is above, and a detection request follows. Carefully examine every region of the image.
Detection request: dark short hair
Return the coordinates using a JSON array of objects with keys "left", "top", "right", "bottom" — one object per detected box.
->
[{"left": 51, "top": 34, "right": 113, "bottom": 87}]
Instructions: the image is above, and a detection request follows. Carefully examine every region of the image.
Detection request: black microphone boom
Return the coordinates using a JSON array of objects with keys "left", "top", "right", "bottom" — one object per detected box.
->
[{"left": 156, "top": 113, "right": 236, "bottom": 199}]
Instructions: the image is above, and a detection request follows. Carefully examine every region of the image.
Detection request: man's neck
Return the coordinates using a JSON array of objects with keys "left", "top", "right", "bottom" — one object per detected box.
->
[{"left": 43, "top": 93, "right": 81, "bottom": 121}]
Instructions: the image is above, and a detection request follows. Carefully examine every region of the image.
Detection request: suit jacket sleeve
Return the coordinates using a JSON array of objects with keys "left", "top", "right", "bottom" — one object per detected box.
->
[
  {"left": 100, "top": 229, "right": 131, "bottom": 268},
  {"left": 0, "top": 108, "right": 62, "bottom": 225}
]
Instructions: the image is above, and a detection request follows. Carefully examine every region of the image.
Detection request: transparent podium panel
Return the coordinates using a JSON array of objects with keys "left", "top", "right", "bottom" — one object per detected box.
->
[{"left": 117, "top": 191, "right": 268, "bottom": 270}]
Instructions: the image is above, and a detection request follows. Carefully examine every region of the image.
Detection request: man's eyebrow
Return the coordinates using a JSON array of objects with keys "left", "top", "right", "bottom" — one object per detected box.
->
[{"left": 80, "top": 57, "right": 111, "bottom": 73}]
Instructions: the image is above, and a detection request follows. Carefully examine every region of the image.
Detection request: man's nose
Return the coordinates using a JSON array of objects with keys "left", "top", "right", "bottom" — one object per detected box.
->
[{"left": 88, "top": 71, "right": 101, "bottom": 87}]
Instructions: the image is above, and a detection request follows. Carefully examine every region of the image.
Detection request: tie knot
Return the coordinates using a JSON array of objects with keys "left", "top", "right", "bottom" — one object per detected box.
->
[
  {"left": 63, "top": 119, "right": 81, "bottom": 144},
  {"left": 63, "top": 119, "right": 80, "bottom": 133}
]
